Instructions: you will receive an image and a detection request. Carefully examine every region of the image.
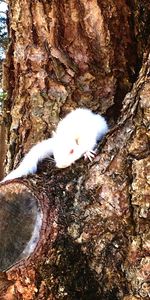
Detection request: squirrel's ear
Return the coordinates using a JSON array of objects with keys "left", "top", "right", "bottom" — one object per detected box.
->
[{"left": 75, "top": 137, "right": 80, "bottom": 145}]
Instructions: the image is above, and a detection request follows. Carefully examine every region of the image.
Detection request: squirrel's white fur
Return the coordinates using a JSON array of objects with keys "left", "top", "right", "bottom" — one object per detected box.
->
[{"left": 2, "top": 108, "right": 108, "bottom": 182}]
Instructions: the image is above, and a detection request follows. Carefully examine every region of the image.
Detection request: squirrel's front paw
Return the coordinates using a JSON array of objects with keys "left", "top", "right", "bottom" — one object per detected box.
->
[{"left": 84, "top": 150, "right": 96, "bottom": 161}]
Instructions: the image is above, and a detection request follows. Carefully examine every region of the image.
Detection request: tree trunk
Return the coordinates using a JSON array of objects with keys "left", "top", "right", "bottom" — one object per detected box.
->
[{"left": 0, "top": 1, "right": 149, "bottom": 299}]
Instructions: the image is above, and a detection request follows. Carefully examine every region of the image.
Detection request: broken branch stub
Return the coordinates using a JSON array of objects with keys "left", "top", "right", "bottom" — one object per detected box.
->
[{"left": 0, "top": 180, "right": 57, "bottom": 272}]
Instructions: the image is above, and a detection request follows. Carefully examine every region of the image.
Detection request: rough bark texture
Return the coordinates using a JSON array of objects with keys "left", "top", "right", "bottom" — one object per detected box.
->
[
  {"left": 0, "top": 114, "right": 6, "bottom": 180},
  {"left": 0, "top": 0, "right": 149, "bottom": 299}
]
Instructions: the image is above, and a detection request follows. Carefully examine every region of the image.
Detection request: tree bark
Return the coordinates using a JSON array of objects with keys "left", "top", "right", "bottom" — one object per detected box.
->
[{"left": 0, "top": 1, "right": 149, "bottom": 299}]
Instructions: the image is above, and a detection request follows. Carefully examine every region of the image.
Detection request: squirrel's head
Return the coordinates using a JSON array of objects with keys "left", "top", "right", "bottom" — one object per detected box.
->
[{"left": 53, "top": 134, "right": 84, "bottom": 168}]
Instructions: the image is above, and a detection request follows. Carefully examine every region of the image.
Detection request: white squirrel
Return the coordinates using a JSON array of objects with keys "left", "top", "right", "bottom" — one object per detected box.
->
[{"left": 2, "top": 108, "right": 108, "bottom": 182}]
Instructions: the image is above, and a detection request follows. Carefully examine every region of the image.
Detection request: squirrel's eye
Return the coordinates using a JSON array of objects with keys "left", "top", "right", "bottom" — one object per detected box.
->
[{"left": 69, "top": 149, "right": 74, "bottom": 154}]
